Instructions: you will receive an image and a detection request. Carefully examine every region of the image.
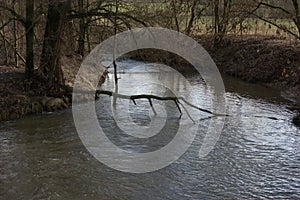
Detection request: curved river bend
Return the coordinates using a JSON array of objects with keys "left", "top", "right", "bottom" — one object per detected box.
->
[{"left": 0, "top": 60, "right": 299, "bottom": 199}]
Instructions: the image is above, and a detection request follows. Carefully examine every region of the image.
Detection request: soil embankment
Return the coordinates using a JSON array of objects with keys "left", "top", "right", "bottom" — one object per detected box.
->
[
  {"left": 0, "top": 55, "right": 89, "bottom": 122},
  {"left": 199, "top": 35, "right": 300, "bottom": 127}
]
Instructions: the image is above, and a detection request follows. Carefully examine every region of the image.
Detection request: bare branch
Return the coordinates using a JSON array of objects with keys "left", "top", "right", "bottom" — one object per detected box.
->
[
  {"left": 251, "top": 12, "right": 300, "bottom": 39},
  {"left": 0, "top": 19, "right": 13, "bottom": 31},
  {"left": 73, "top": 89, "right": 281, "bottom": 121},
  {"left": 75, "top": 89, "right": 228, "bottom": 117},
  {"left": 68, "top": 7, "right": 148, "bottom": 27},
  {"left": 258, "top": 1, "right": 292, "bottom": 16},
  {"left": 0, "top": 4, "right": 26, "bottom": 26},
  {"left": 0, "top": 30, "right": 26, "bottom": 64}
]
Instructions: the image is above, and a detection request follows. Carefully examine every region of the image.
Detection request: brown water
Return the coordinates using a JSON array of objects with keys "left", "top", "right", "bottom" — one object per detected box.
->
[{"left": 0, "top": 60, "right": 299, "bottom": 199}]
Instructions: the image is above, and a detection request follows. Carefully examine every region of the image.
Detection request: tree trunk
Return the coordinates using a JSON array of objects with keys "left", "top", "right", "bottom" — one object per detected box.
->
[
  {"left": 219, "top": 0, "right": 232, "bottom": 37},
  {"left": 214, "top": 0, "right": 220, "bottom": 45},
  {"left": 86, "top": 0, "right": 91, "bottom": 53},
  {"left": 25, "top": 0, "right": 34, "bottom": 78},
  {"left": 13, "top": 3, "right": 19, "bottom": 68},
  {"left": 77, "top": 0, "right": 85, "bottom": 57},
  {"left": 0, "top": 21, "right": 9, "bottom": 65},
  {"left": 171, "top": 0, "right": 180, "bottom": 32},
  {"left": 39, "top": 0, "right": 71, "bottom": 92},
  {"left": 295, "top": 19, "right": 300, "bottom": 38},
  {"left": 186, "top": 0, "right": 197, "bottom": 35},
  {"left": 292, "top": 0, "right": 300, "bottom": 38}
]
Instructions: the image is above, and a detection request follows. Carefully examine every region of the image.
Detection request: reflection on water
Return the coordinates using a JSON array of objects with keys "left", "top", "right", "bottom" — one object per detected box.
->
[{"left": 0, "top": 60, "right": 299, "bottom": 199}]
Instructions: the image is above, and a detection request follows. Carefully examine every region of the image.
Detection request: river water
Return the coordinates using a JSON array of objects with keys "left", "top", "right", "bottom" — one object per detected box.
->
[{"left": 0, "top": 60, "right": 299, "bottom": 199}]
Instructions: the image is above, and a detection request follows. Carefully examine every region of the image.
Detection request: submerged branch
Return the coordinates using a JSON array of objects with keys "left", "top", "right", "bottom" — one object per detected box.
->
[
  {"left": 94, "top": 89, "right": 223, "bottom": 117},
  {"left": 73, "top": 89, "right": 280, "bottom": 121}
]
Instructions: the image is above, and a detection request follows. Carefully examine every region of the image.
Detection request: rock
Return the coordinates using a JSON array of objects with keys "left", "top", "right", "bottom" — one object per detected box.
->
[
  {"left": 41, "top": 97, "right": 52, "bottom": 108},
  {"left": 31, "top": 101, "right": 43, "bottom": 114},
  {"left": 45, "top": 98, "right": 68, "bottom": 112}
]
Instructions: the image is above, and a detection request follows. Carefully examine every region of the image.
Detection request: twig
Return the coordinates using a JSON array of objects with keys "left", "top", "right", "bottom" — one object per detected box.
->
[
  {"left": 174, "top": 100, "right": 182, "bottom": 115},
  {"left": 178, "top": 101, "right": 195, "bottom": 123},
  {"left": 0, "top": 30, "right": 26, "bottom": 64}
]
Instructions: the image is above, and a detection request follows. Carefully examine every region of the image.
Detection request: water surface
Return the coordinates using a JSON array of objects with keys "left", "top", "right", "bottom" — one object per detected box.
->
[{"left": 0, "top": 60, "right": 299, "bottom": 199}]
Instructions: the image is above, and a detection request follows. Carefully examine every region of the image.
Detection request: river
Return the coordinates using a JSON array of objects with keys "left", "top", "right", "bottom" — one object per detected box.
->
[{"left": 0, "top": 60, "right": 299, "bottom": 199}]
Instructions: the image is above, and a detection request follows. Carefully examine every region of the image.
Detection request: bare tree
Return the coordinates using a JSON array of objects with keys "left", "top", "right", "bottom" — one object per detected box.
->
[
  {"left": 250, "top": 0, "right": 300, "bottom": 39},
  {"left": 76, "top": 0, "right": 86, "bottom": 57},
  {"left": 214, "top": 0, "right": 233, "bottom": 44},
  {"left": 185, "top": 0, "right": 198, "bottom": 35},
  {"left": 25, "top": 0, "right": 34, "bottom": 78},
  {"left": 39, "top": 0, "right": 71, "bottom": 92}
]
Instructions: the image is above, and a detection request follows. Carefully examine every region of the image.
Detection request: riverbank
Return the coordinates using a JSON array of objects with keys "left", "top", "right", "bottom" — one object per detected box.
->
[
  {"left": 201, "top": 35, "right": 300, "bottom": 127},
  {"left": 127, "top": 35, "right": 300, "bottom": 127},
  {"left": 0, "top": 35, "right": 299, "bottom": 127},
  {"left": 0, "top": 55, "right": 83, "bottom": 122}
]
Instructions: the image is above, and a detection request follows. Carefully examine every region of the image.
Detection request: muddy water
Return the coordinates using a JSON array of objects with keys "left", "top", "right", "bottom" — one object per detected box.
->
[{"left": 0, "top": 60, "right": 299, "bottom": 199}]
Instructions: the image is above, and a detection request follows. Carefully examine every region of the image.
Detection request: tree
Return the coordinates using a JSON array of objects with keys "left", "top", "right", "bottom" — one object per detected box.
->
[
  {"left": 291, "top": 0, "right": 300, "bottom": 37},
  {"left": 251, "top": 0, "right": 300, "bottom": 39},
  {"left": 214, "top": 0, "right": 233, "bottom": 45},
  {"left": 185, "top": 0, "right": 199, "bottom": 35},
  {"left": 0, "top": 0, "right": 36, "bottom": 78},
  {"left": 25, "top": 0, "right": 34, "bottom": 79},
  {"left": 0, "top": 0, "right": 26, "bottom": 67},
  {"left": 76, "top": 0, "right": 86, "bottom": 57},
  {"left": 39, "top": 0, "right": 71, "bottom": 92}
]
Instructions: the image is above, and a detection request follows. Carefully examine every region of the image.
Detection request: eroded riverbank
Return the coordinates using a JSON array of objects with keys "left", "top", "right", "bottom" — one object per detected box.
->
[{"left": 0, "top": 55, "right": 107, "bottom": 122}]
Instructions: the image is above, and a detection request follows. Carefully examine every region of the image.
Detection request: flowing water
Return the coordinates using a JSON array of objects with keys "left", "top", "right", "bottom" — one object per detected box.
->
[{"left": 0, "top": 60, "right": 299, "bottom": 199}]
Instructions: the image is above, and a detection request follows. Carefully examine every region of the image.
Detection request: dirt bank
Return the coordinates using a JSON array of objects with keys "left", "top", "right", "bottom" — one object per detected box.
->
[
  {"left": 198, "top": 35, "right": 300, "bottom": 127},
  {"left": 0, "top": 55, "right": 89, "bottom": 122},
  {"left": 198, "top": 35, "right": 300, "bottom": 89}
]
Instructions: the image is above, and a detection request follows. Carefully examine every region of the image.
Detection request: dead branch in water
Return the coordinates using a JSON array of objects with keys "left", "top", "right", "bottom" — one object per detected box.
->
[
  {"left": 96, "top": 90, "right": 183, "bottom": 114},
  {"left": 94, "top": 90, "right": 227, "bottom": 118},
  {"left": 73, "top": 89, "right": 280, "bottom": 121}
]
